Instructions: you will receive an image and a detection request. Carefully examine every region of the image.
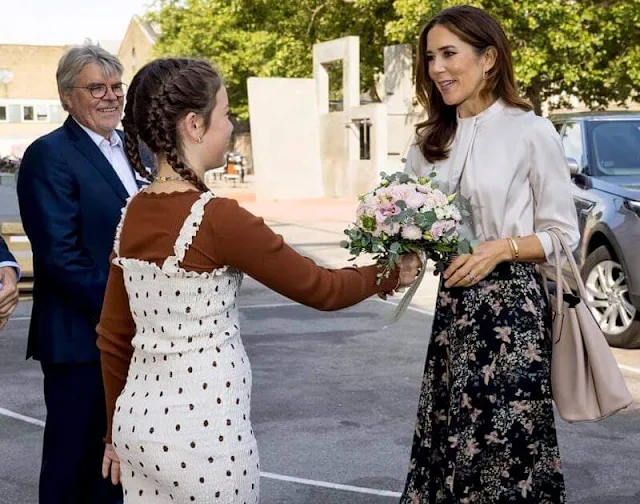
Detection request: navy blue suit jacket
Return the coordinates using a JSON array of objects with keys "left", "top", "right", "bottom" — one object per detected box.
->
[
  {"left": 0, "top": 236, "right": 17, "bottom": 264},
  {"left": 18, "top": 117, "right": 144, "bottom": 363}
]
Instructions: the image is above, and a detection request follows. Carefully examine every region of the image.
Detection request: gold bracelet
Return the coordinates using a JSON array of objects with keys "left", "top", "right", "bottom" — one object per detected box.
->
[
  {"left": 507, "top": 237, "right": 519, "bottom": 261},
  {"left": 506, "top": 238, "right": 515, "bottom": 261}
]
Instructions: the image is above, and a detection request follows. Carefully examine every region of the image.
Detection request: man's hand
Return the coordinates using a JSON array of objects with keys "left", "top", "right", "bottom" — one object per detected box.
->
[{"left": 0, "top": 267, "right": 18, "bottom": 331}]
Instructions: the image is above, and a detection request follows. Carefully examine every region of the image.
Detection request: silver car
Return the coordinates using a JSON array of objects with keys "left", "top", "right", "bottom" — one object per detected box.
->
[{"left": 551, "top": 111, "right": 640, "bottom": 348}]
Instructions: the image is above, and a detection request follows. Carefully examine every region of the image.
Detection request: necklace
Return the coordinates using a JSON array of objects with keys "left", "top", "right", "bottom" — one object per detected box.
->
[{"left": 154, "top": 175, "right": 183, "bottom": 182}]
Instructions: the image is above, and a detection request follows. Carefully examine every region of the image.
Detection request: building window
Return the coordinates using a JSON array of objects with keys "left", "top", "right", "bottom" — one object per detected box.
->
[
  {"left": 357, "top": 120, "right": 371, "bottom": 160},
  {"left": 36, "top": 105, "right": 49, "bottom": 121},
  {"left": 49, "top": 104, "right": 65, "bottom": 123},
  {"left": 23, "top": 106, "right": 35, "bottom": 121},
  {"left": 22, "top": 105, "right": 49, "bottom": 122},
  {"left": 7, "top": 104, "right": 21, "bottom": 122},
  {"left": 0, "top": 106, "right": 6, "bottom": 121}
]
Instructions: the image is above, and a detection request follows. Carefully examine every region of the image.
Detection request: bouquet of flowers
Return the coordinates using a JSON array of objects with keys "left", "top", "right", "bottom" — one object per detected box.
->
[{"left": 341, "top": 171, "right": 472, "bottom": 284}]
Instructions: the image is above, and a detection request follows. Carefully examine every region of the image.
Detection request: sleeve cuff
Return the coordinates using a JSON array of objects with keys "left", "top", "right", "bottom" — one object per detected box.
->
[
  {"left": 535, "top": 231, "right": 554, "bottom": 263},
  {"left": 377, "top": 266, "right": 400, "bottom": 293},
  {"left": 0, "top": 261, "right": 21, "bottom": 281}
]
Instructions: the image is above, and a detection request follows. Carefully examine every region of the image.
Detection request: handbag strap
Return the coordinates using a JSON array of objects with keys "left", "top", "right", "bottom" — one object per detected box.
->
[
  {"left": 548, "top": 229, "right": 590, "bottom": 300},
  {"left": 548, "top": 231, "right": 565, "bottom": 340}
]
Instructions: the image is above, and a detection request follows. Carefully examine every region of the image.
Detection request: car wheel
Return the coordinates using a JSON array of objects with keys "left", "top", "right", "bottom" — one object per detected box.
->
[{"left": 582, "top": 245, "right": 640, "bottom": 348}]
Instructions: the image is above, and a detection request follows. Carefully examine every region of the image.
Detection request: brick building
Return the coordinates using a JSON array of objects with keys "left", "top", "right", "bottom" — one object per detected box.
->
[
  {"left": 117, "top": 16, "right": 158, "bottom": 84},
  {"left": 0, "top": 44, "right": 69, "bottom": 157}
]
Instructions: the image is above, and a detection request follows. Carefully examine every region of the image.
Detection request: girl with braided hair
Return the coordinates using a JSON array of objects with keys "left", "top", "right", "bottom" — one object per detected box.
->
[{"left": 96, "top": 57, "right": 422, "bottom": 503}]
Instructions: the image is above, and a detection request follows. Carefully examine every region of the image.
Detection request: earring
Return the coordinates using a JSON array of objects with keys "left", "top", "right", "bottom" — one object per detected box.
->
[
  {"left": 197, "top": 135, "right": 203, "bottom": 144},
  {"left": 483, "top": 69, "right": 488, "bottom": 80}
]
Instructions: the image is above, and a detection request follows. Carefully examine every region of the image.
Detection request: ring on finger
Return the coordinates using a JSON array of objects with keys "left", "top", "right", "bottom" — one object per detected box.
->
[{"left": 467, "top": 271, "right": 477, "bottom": 281}]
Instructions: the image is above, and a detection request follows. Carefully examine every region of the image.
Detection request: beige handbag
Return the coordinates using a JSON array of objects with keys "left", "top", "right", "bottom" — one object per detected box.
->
[{"left": 544, "top": 229, "right": 632, "bottom": 422}]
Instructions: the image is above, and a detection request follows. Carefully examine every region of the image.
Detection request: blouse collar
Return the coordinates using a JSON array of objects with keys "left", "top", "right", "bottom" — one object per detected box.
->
[{"left": 457, "top": 98, "right": 505, "bottom": 125}]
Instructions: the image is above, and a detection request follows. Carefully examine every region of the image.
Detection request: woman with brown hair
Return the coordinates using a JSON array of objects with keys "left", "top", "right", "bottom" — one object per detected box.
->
[
  {"left": 96, "top": 57, "right": 421, "bottom": 503},
  {"left": 401, "top": 5, "right": 578, "bottom": 503}
]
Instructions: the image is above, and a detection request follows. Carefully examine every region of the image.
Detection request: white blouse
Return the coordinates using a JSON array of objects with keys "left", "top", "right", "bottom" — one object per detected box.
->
[{"left": 404, "top": 99, "right": 580, "bottom": 263}]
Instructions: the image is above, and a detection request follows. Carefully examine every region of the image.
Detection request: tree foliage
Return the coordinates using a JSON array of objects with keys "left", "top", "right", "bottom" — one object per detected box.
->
[
  {"left": 388, "top": 0, "right": 640, "bottom": 114},
  {"left": 148, "top": 0, "right": 640, "bottom": 118},
  {"left": 148, "top": 0, "right": 398, "bottom": 118}
]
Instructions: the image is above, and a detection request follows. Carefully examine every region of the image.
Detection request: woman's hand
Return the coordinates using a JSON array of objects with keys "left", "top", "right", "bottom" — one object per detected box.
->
[
  {"left": 443, "top": 239, "right": 511, "bottom": 288},
  {"left": 102, "top": 443, "right": 121, "bottom": 485}
]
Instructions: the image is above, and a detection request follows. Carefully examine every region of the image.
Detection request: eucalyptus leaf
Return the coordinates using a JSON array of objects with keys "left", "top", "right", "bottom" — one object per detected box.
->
[{"left": 458, "top": 241, "right": 471, "bottom": 254}]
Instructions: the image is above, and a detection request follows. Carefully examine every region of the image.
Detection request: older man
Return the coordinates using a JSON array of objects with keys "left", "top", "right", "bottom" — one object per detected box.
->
[
  {"left": 0, "top": 236, "right": 20, "bottom": 331},
  {"left": 17, "top": 45, "right": 144, "bottom": 504}
]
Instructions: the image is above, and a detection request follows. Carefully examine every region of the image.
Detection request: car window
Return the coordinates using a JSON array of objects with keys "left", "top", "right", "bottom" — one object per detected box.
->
[
  {"left": 561, "top": 122, "right": 585, "bottom": 168},
  {"left": 590, "top": 120, "right": 640, "bottom": 176},
  {"left": 553, "top": 122, "right": 564, "bottom": 134}
]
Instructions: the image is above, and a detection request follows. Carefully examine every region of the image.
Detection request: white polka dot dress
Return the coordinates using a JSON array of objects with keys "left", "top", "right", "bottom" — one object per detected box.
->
[{"left": 111, "top": 192, "right": 260, "bottom": 503}]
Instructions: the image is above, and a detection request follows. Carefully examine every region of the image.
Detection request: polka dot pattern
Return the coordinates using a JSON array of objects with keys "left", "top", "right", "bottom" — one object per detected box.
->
[{"left": 111, "top": 192, "right": 259, "bottom": 503}]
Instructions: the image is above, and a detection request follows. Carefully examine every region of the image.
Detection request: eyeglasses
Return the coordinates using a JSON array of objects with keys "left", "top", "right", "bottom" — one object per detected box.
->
[{"left": 71, "top": 83, "right": 127, "bottom": 99}]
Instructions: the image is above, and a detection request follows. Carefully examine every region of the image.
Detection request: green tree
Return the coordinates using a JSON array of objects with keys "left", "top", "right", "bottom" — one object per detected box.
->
[
  {"left": 387, "top": 0, "right": 640, "bottom": 114},
  {"left": 148, "top": 0, "right": 640, "bottom": 118},
  {"left": 148, "top": 0, "right": 400, "bottom": 118},
  {"left": 148, "top": 0, "right": 279, "bottom": 119}
]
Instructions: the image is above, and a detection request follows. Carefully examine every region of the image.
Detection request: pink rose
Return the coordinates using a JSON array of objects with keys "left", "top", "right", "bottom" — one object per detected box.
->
[
  {"left": 390, "top": 184, "right": 425, "bottom": 209},
  {"left": 375, "top": 202, "right": 400, "bottom": 225},
  {"left": 430, "top": 220, "right": 456, "bottom": 239}
]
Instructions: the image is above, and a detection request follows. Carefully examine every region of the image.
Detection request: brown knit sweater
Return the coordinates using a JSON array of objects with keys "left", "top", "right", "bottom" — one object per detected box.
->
[{"left": 96, "top": 190, "right": 399, "bottom": 442}]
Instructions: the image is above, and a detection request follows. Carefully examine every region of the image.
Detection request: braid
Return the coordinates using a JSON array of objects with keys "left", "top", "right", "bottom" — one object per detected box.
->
[
  {"left": 123, "top": 119, "right": 153, "bottom": 184},
  {"left": 122, "top": 68, "right": 153, "bottom": 184},
  {"left": 147, "top": 83, "right": 168, "bottom": 155},
  {"left": 151, "top": 84, "right": 209, "bottom": 193},
  {"left": 166, "top": 144, "right": 209, "bottom": 193},
  {"left": 130, "top": 57, "right": 223, "bottom": 194}
]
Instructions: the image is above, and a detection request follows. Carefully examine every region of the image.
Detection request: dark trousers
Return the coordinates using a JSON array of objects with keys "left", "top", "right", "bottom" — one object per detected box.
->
[{"left": 39, "top": 361, "right": 122, "bottom": 504}]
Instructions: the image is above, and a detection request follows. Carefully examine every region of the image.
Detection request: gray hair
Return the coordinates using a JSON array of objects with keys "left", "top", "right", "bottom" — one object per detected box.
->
[{"left": 57, "top": 44, "right": 124, "bottom": 110}]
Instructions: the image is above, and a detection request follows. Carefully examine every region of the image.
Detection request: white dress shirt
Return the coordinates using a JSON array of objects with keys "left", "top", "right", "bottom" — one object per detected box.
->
[
  {"left": 404, "top": 99, "right": 580, "bottom": 262},
  {"left": 75, "top": 119, "right": 139, "bottom": 196},
  {"left": 0, "top": 261, "right": 20, "bottom": 280}
]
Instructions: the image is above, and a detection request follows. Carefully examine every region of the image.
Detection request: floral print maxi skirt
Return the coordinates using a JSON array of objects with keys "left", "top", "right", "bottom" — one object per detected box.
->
[{"left": 401, "top": 262, "right": 565, "bottom": 503}]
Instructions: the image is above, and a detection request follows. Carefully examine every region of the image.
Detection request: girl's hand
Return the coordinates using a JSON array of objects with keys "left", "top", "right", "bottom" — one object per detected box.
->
[
  {"left": 102, "top": 443, "right": 121, "bottom": 485},
  {"left": 398, "top": 253, "right": 423, "bottom": 289},
  {"left": 378, "top": 253, "right": 423, "bottom": 300}
]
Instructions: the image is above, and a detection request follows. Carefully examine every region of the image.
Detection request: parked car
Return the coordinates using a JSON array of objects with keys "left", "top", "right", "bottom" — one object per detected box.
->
[{"left": 550, "top": 111, "right": 640, "bottom": 348}]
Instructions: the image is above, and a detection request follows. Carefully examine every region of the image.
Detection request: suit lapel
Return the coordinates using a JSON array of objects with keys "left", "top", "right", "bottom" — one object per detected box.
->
[{"left": 64, "top": 117, "right": 129, "bottom": 203}]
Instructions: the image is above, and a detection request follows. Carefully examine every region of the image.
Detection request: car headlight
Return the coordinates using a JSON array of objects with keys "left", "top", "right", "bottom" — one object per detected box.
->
[{"left": 624, "top": 200, "right": 640, "bottom": 216}]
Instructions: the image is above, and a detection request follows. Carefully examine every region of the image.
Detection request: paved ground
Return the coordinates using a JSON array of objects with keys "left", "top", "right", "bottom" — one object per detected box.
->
[
  {"left": 0, "top": 184, "right": 20, "bottom": 223},
  {"left": 1, "top": 180, "right": 640, "bottom": 503},
  {"left": 3, "top": 287, "right": 640, "bottom": 504}
]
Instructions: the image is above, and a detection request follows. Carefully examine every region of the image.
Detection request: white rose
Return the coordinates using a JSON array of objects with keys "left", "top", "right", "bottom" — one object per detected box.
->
[{"left": 401, "top": 225, "right": 423, "bottom": 241}]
